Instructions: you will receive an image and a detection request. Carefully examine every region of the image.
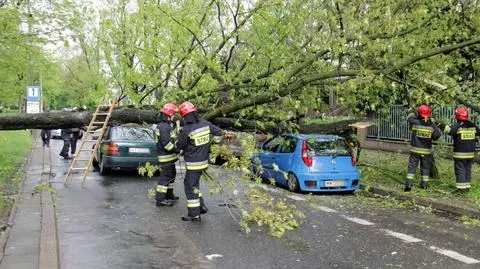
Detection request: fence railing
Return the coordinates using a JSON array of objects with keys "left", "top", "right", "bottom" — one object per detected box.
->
[{"left": 367, "top": 105, "right": 478, "bottom": 146}]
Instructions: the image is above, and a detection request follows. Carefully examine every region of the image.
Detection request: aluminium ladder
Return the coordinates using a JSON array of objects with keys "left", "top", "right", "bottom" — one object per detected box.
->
[{"left": 64, "top": 98, "right": 116, "bottom": 185}]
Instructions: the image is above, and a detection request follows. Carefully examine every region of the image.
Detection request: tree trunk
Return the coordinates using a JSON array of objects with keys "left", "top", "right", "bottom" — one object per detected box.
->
[{"left": 0, "top": 109, "right": 360, "bottom": 135}]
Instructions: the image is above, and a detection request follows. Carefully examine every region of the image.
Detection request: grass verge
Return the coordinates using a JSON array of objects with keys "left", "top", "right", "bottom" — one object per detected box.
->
[
  {"left": 0, "top": 131, "right": 34, "bottom": 220},
  {"left": 358, "top": 149, "right": 480, "bottom": 209}
]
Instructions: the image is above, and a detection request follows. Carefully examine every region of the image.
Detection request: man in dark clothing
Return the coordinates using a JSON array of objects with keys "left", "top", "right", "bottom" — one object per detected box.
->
[
  {"left": 70, "top": 127, "right": 83, "bottom": 156},
  {"left": 154, "top": 103, "right": 180, "bottom": 207},
  {"left": 176, "top": 101, "right": 222, "bottom": 221},
  {"left": 40, "top": 129, "right": 51, "bottom": 147},
  {"left": 440, "top": 106, "right": 480, "bottom": 194},
  {"left": 59, "top": 128, "right": 73, "bottom": 159},
  {"left": 404, "top": 105, "right": 442, "bottom": 191}
]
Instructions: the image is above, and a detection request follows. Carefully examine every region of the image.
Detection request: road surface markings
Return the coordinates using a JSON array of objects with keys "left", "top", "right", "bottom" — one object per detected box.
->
[
  {"left": 341, "top": 215, "right": 375, "bottom": 226},
  {"left": 316, "top": 206, "right": 337, "bottom": 213},
  {"left": 429, "top": 246, "right": 480, "bottom": 264},
  {"left": 206, "top": 254, "right": 223, "bottom": 261},
  {"left": 382, "top": 229, "right": 423, "bottom": 243},
  {"left": 286, "top": 195, "right": 306, "bottom": 201}
]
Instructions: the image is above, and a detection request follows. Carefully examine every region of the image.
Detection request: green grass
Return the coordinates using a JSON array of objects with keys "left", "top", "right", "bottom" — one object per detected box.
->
[
  {"left": 0, "top": 131, "right": 34, "bottom": 216},
  {"left": 358, "top": 149, "right": 480, "bottom": 208}
]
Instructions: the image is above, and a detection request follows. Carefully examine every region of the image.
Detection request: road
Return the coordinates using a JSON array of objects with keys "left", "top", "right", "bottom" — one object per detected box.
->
[{"left": 46, "top": 139, "right": 480, "bottom": 269}]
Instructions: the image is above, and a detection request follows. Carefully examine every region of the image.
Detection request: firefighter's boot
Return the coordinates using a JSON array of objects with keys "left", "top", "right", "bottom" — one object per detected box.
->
[
  {"left": 181, "top": 215, "right": 201, "bottom": 222},
  {"left": 200, "top": 197, "right": 208, "bottom": 214},
  {"left": 404, "top": 180, "right": 413, "bottom": 192},
  {"left": 166, "top": 183, "right": 180, "bottom": 201},
  {"left": 156, "top": 200, "right": 173, "bottom": 207},
  {"left": 420, "top": 181, "right": 429, "bottom": 189}
]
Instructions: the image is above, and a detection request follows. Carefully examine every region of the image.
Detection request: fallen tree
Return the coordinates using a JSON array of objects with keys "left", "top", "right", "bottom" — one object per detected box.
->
[{"left": 0, "top": 109, "right": 363, "bottom": 135}]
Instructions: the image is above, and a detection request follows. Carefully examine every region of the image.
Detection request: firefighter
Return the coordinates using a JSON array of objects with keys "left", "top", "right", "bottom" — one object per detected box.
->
[
  {"left": 176, "top": 101, "right": 222, "bottom": 221},
  {"left": 404, "top": 104, "right": 441, "bottom": 191},
  {"left": 154, "top": 103, "right": 180, "bottom": 207},
  {"left": 440, "top": 107, "right": 480, "bottom": 194}
]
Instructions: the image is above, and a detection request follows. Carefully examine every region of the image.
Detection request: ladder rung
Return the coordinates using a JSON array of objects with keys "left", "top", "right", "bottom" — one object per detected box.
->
[
  {"left": 92, "top": 122, "right": 105, "bottom": 125},
  {"left": 71, "top": 167, "right": 87, "bottom": 170},
  {"left": 84, "top": 140, "right": 98, "bottom": 142}
]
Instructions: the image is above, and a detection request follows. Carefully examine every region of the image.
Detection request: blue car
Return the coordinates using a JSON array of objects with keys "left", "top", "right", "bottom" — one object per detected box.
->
[{"left": 250, "top": 134, "right": 360, "bottom": 193}]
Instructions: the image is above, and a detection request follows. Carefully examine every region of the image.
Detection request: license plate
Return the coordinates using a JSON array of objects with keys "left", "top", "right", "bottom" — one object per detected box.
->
[
  {"left": 129, "top": 148, "right": 150, "bottom": 154},
  {"left": 324, "top": 180, "right": 345, "bottom": 187}
]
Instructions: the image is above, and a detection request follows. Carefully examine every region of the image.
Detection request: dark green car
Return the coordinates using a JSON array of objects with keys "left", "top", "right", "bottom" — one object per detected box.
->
[{"left": 93, "top": 124, "right": 159, "bottom": 175}]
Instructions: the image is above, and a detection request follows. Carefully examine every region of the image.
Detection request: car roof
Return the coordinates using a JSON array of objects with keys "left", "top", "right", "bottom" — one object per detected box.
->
[{"left": 287, "top": 134, "right": 343, "bottom": 140}]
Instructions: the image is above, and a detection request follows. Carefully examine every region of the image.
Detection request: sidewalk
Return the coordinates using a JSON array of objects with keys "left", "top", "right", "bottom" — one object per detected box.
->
[{"left": 0, "top": 136, "right": 58, "bottom": 269}]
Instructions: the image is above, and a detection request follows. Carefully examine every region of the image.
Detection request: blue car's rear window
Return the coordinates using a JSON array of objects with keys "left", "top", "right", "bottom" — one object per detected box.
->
[
  {"left": 306, "top": 137, "right": 350, "bottom": 156},
  {"left": 112, "top": 127, "right": 155, "bottom": 141}
]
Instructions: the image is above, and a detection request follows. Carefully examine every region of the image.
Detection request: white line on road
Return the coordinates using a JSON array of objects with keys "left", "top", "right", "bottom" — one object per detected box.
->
[
  {"left": 429, "top": 246, "right": 480, "bottom": 264},
  {"left": 316, "top": 206, "right": 338, "bottom": 213},
  {"left": 382, "top": 229, "right": 423, "bottom": 243},
  {"left": 286, "top": 195, "right": 306, "bottom": 201},
  {"left": 341, "top": 215, "right": 375, "bottom": 226},
  {"left": 206, "top": 254, "right": 223, "bottom": 261}
]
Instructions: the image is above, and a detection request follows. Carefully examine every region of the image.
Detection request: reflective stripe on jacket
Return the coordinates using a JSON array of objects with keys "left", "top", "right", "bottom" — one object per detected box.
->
[
  {"left": 177, "top": 119, "right": 222, "bottom": 171},
  {"left": 408, "top": 117, "right": 441, "bottom": 154},
  {"left": 445, "top": 121, "right": 480, "bottom": 159},
  {"left": 155, "top": 121, "right": 178, "bottom": 163}
]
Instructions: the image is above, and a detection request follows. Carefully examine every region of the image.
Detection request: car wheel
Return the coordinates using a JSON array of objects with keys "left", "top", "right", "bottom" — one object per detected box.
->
[
  {"left": 287, "top": 173, "right": 300, "bottom": 192},
  {"left": 99, "top": 155, "right": 110, "bottom": 175}
]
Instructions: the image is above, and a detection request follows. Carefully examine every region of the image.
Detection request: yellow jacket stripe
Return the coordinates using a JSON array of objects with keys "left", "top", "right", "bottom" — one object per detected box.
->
[
  {"left": 410, "top": 147, "right": 432, "bottom": 154},
  {"left": 158, "top": 154, "right": 178, "bottom": 162},
  {"left": 165, "top": 141, "right": 174, "bottom": 151}
]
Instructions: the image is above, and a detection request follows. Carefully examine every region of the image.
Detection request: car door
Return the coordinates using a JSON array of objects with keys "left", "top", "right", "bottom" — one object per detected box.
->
[
  {"left": 253, "top": 136, "right": 284, "bottom": 179},
  {"left": 272, "top": 136, "right": 298, "bottom": 185}
]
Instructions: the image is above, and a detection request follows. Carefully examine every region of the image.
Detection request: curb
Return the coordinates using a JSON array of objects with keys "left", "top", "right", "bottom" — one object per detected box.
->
[
  {"left": 0, "top": 139, "right": 36, "bottom": 264},
  {"left": 360, "top": 184, "right": 480, "bottom": 219}
]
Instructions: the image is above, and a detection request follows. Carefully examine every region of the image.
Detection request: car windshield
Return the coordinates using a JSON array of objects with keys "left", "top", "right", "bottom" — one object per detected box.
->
[
  {"left": 306, "top": 137, "right": 350, "bottom": 156},
  {"left": 111, "top": 127, "right": 155, "bottom": 141}
]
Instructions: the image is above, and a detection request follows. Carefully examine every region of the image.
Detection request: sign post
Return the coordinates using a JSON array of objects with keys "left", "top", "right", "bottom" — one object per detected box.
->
[{"left": 26, "top": 85, "right": 42, "bottom": 113}]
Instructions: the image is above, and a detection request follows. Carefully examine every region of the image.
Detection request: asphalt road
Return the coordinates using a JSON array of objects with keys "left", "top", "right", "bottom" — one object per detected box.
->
[{"left": 47, "top": 139, "right": 480, "bottom": 269}]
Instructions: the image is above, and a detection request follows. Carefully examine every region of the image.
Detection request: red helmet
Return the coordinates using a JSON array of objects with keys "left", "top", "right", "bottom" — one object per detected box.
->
[
  {"left": 160, "top": 103, "right": 178, "bottom": 117},
  {"left": 178, "top": 101, "right": 197, "bottom": 117},
  {"left": 417, "top": 105, "right": 431, "bottom": 118},
  {"left": 455, "top": 106, "right": 469, "bottom": 121}
]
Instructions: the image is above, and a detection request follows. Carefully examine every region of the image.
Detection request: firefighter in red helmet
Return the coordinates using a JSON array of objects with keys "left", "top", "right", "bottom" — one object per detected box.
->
[
  {"left": 176, "top": 101, "right": 222, "bottom": 221},
  {"left": 404, "top": 104, "right": 441, "bottom": 191},
  {"left": 154, "top": 103, "right": 180, "bottom": 206},
  {"left": 439, "top": 106, "right": 480, "bottom": 194}
]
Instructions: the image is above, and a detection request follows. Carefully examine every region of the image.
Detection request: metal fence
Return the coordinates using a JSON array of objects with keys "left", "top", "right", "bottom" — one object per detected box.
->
[{"left": 367, "top": 105, "right": 478, "bottom": 145}]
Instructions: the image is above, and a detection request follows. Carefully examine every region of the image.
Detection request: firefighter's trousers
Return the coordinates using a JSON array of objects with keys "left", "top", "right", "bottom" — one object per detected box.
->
[
  {"left": 454, "top": 159, "right": 472, "bottom": 190},
  {"left": 406, "top": 152, "right": 433, "bottom": 183},
  {"left": 155, "top": 162, "right": 177, "bottom": 201},
  {"left": 184, "top": 169, "right": 207, "bottom": 217}
]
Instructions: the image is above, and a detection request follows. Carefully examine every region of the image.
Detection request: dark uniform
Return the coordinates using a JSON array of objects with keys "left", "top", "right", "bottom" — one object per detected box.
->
[
  {"left": 443, "top": 121, "right": 480, "bottom": 191},
  {"left": 405, "top": 117, "right": 441, "bottom": 190},
  {"left": 177, "top": 118, "right": 222, "bottom": 220},
  {"left": 154, "top": 121, "right": 179, "bottom": 206}
]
